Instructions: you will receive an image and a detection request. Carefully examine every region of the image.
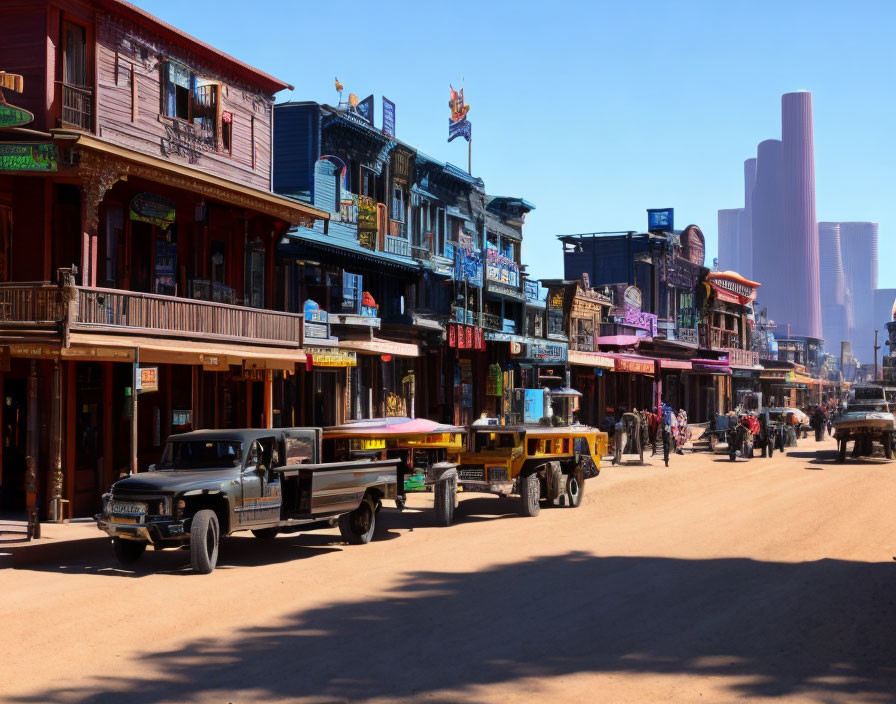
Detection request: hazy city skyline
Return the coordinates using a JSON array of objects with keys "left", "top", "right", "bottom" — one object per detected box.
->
[{"left": 128, "top": 0, "right": 895, "bottom": 291}]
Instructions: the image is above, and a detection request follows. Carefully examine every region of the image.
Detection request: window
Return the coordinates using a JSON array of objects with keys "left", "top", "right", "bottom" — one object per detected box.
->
[
  {"left": 342, "top": 272, "right": 362, "bottom": 313},
  {"left": 245, "top": 238, "right": 265, "bottom": 308},
  {"left": 221, "top": 111, "right": 232, "bottom": 154},
  {"left": 161, "top": 61, "right": 220, "bottom": 150},
  {"left": 392, "top": 187, "right": 405, "bottom": 222},
  {"left": 63, "top": 23, "right": 87, "bottom": 86}
]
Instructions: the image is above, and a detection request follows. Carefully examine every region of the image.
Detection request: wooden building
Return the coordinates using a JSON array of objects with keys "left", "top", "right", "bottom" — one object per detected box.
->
[{"left": 0, "top": 0, "right": 325, "bottom": 521}]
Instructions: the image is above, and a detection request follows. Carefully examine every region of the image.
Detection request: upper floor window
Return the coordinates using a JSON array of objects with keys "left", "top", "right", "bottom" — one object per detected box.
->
[
  {"left": 63, "top": 23, "right": 88, "bottom": 86},
  {"left": 161, "top": 61, "right": 220, "bottom": 151},
  {"left": 392, "top": 187, "right": 405, "bottom": 222}
]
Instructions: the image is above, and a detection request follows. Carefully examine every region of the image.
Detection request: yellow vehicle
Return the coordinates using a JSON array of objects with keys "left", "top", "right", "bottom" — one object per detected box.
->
[
  {"left": 322, "top": 417, "right": 466, "bottom": 525},
  {"left": 457, "top": 423, "right": 608, "bottom": 517}
]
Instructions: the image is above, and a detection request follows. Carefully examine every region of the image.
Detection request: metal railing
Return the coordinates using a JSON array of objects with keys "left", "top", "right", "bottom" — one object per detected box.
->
[
  {"left": 449, "top": 307, "right": 502, "bottom": 330},
  {"left": 0, "top": 282, "right": 303, "bottom": 347},
  {"left": 60, "top": 83, "right": 93, "bottom": 130}
]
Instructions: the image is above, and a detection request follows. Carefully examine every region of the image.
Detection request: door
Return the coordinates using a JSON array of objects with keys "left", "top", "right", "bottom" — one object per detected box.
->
[
  {"left": 0, "top": 378, "right": 27, "bottom": 513},
  {"left": 130, "top": 221, "right": 154, "bottom": 293},
  {"left": 239, "top": 437, "right": 280, "bottom": 526}
]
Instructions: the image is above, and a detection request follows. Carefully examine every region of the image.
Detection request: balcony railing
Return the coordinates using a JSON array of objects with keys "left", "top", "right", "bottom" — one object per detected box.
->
[
  {"left": 384, "top": 234, "right": 411, "bottom": 257},
  {"left": 677, "top": 327, "right": 699, "bottom": 345},
  {"left": 59, "top": 82, "right": 93, "bottom": 130},
  {"left": 0, "top": 282, "right": 303, "bottom": 347},
  {"left": 449, "top": 307, "right": 503, "bottom": 331},
  {"left": 721, "top": 347, "right": 758, "bottom": 367}
]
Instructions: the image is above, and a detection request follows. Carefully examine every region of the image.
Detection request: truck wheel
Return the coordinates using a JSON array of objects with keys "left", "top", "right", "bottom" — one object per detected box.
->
[
  {"left": 433, "top": 477, "right": 456, "bottom": 526},
  {"left": 190, "top": 509, "right": 219, "bottom": 574},
  {"left": 519, "top": 473, "right": 540, "bottom": 517},
  {"left": 251, "top": 528, "right": 279, "bottom": 539},
  {"left": 838, "top": 438, "right": 847, "bottom": 463},
  {"left": 339, "top": 498, "right": 376, "bottom": 544},
  {"left": 112, "top": 538, "right": 146, "bottom": 565},
  {"left": 566, "top": 470, "right": 584, "bottom": 508}
]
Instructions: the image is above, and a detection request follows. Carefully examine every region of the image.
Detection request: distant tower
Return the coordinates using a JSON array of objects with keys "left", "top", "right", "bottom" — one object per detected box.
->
[
  {"left": 739, "top": 158, "right": 757, "bottom": 280},
  {"left": 818, "top": 222, "right": 847, "bottom": 347},
  {"left": 780, "top": 91, "right": 822, "bottom": 338},
  {"left": 840, "top": 222, "right": 879, "bottom": 361},
  {"left": 750, "top": 138, "right": 783, "bottom": 320},
  {"left": 717, "top": 208, "right": 742, "bottom": 272}
]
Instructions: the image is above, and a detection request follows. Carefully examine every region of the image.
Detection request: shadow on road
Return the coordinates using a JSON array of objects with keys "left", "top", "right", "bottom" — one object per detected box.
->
[{"left": 12, "top": 552, "right": 896, "bottom": 702}]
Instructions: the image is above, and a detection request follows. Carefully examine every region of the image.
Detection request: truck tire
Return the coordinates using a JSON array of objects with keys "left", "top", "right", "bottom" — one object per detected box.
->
[
  {"left": 838, "top": 438, "right": 848, "bottom": 463},
  {"left": 566, "top": 469, "right": 584, "bottom": 508},
  {"left": 251, "top": 528, "right": 279, "bottom": 539},
  {"left": 112, "top": 538, "right": 146, "bottom": 565},
  {"left": 519, "top": 473, "right": 540, "bottom": 517},
  {"left": 338, "top": 498, "right": 376, "bottom": 544},
  {"left": 190, "top": 509, "right": 219, "bottom": 574},
  {"left": 433, "top": 477, "right": 456, "bottom": 526}
]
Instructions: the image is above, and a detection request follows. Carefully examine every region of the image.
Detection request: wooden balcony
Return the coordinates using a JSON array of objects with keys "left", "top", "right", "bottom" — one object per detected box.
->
[
  {"left": 721, "top": 347, "right": 758, "bottom": 367},
  {"left": 59, "top": 82, "right": 93, "bottom": 131},
  {"left": 0, "top": 282, "right": 303, "bottom": 348},
  {"left": 384, "top": 234, "right": 410, "bottom": 257}
]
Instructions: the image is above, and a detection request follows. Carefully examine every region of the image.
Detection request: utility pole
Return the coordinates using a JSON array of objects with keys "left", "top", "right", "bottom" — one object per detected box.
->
[{"left": 873, "top": 330, "right": 880, "bottom": 381}]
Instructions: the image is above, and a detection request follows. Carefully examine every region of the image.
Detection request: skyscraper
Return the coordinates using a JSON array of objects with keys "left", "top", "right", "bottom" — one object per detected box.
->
[
  {"left": 721, "top": 92, "right": 821, "bottom": 339},
  {"left": 718, "top": 208, "right": 742, "bottom": 272},
  {"left": 840, "top": 222, "right": 879, "bottom": 361},
  {"left": 818, "top": 222, "right": 847, "bottom": 347}
]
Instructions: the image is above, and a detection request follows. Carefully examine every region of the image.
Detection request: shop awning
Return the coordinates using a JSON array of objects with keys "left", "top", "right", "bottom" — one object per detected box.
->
[
  {"left": 604, "top": 353, "right": 655, "bottom": 375},
  {"left": 60, "top": 333, "right": 307, "bottom": 368},
  {"left": 659, "top": 359, "right": 692, "bottom": 370},
  {"left": 597, "top": 335, "right": 643, "bottom": 347},
  {"left": 689, "top": 358, "right": 732, "bottom": 375},
  {"left": 568, "top": 349, "right": 615, "bottom": 369},
  {"left": 338, "top": 338, "right": 420, "bottom": 357}
]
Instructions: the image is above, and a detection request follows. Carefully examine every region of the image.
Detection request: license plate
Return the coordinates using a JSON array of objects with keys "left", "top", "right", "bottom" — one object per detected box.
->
[{"left": 109, "top": 502, "right": 146, "bottom": 516}]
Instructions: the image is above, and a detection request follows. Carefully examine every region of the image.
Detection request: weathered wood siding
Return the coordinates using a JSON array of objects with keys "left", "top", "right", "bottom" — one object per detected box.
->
[
  {"left": 94, "top": 13, "right": 273, "bottom": 191},
  {"left": 0, "top": 6, "right": 49, "bottom": 131}
]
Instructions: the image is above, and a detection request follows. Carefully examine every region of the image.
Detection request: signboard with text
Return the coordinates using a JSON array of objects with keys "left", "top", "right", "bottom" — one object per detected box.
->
[{"left": 0, "top": 142, "right": 57, "bottom": 172}]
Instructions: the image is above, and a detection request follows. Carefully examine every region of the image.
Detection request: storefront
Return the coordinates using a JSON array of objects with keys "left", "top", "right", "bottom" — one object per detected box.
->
[{"left": 568, "top": 349, "right": 615, "bottom": 428}]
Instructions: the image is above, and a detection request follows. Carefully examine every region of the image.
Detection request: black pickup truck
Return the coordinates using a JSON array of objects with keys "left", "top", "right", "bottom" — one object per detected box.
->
[{"left": 95, "top": 428, "right": 399, "bottom": 573}]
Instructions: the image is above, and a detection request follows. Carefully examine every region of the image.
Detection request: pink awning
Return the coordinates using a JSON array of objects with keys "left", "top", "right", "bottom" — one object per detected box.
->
[
  {"left": 596, "top": 335, "right": 643, "bottom": 347},
  {"left": 660, "top": 359, "right": 692, "bottom": 370}
]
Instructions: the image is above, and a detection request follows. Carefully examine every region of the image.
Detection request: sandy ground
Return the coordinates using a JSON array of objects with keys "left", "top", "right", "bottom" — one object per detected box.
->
[{"left": 2, "top": 435, "right": 896, "bottom": 704}]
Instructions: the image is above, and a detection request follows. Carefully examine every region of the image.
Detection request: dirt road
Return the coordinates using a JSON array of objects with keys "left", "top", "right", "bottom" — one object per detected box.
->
[{"left": 2, "top": 436, "right": 896, "bottom": 703}]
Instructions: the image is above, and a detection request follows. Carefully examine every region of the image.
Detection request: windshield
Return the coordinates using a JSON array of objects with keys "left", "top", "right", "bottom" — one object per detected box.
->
[
  {"left": 473, "top": 432, "right": 519, "bottom": 453},
  {"left": 853, "top": 387, "right": 886, "bottom": 403},
  {"left": 158, "top": 440, "right": 243, "bottom": 470}
]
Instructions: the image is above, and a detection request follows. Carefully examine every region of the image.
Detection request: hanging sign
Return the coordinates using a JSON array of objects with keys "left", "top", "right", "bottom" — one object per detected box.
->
[
  {"left": 0, "top": 104, "right": 34, "bottom": 128},
  {"left": 137, "top": 366, "right": 159, "bottom": 393},
  {"left": 130, "top": 192, "right": 176, "bottom": 227},
  {"left": 306, "top": 347, "right": 357, "bottom": 367},
  {"left": 614, "top": 358, "right": 654, "bottom": 375},
  {"left": 447, "top": 324, "right": 485, "bottom": 351},
  {"left": 0, "top": 142, "right": 57, "bottom": 172},
  {"left": 623, "top": 286, "right": 642, "bottom": 310},
  {"left": 511, "top": 341, "right": 567, "bottom": 364}
]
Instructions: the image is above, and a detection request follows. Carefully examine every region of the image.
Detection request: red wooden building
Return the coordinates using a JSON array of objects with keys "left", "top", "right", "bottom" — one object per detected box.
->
[{"left": 0, "top": 0, "right": 326, "bottom": 521}]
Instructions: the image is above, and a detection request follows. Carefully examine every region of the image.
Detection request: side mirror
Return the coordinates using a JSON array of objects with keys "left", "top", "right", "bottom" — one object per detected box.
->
[{"left": 147, "top": 464, "right": 157, "bottom": 472}]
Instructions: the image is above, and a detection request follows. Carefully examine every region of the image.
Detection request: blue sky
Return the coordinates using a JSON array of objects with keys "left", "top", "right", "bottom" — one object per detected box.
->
[{"left": 135, "top": 0, "right": 895, "bottom": 286}]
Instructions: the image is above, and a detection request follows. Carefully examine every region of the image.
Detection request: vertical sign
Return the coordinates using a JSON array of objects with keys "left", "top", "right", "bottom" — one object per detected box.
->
[
  {"left": 382, "top": 97, "right": 395, "bottom": 137},
  {"left": 356, "top": 94, "right": 374, "bottom": 124}
]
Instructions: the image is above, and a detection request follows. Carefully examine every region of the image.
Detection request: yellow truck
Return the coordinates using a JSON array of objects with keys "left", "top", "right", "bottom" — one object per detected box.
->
[{"left": 457, "top": 424, "right": 607, "bottom": 517}]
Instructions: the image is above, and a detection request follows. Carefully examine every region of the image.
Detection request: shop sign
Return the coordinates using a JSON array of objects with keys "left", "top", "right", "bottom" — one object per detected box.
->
[
  {"left": 510, "top": 340, "right": 567, "bottom": 363},
  {"left": 647, "top": 208, "right": 674, "bottom": 232},
  {"left": 524, "top": 280, "right": 540, "bottom": 302},
  {"left": 448, "top": 324, "right": 485, "bottom": 351},
  {"left": 200, "top": 353, "right": 229, "bottom": 371},
  {"left": 137, "top": 366, "right": 159, "bottom": 393},
  {"left": 307, "top": 348, "right": 357, "bottom": 367},
  {"left": 623, "top": 307, "right": 658, "bottom": 336},
  {"left": 0, "top": 142, "right": 58, "bottom": 172},
  {"left": 236, "top": 367, "right": 266, "bottom": 382},
  {"left": 614, "top": 357, "right": 654, "bottom": 375},
  {"left": 0, "top": 104, "right": 34, "bottom": 128},
  {"left": 382, "top": 97, "right": 396, "bottom": 137},
  {"left": 358, "top": 195, "right": 378, "bottom": 249},
  {"left": 486, "top": 363, "right": 503, "bottom": 396},
  {"left": 623, "top": 286, "right": 642, "bottom": 310},
  {"left": 130, "top": 192, "right": 176, "bottom": 227}
]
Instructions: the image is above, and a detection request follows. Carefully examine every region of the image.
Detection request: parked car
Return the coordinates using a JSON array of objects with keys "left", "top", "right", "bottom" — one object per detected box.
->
[
  {"left": 833, "top": 386, "right": 896, "bottom": 462},
  {"left": 96, "top": 428, "right": 400, "bottom": 573}
]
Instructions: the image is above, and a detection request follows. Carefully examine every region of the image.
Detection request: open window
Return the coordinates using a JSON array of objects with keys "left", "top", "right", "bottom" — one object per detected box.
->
[{"left": 161, "top": 61, "right": 222, "bottom": 151}]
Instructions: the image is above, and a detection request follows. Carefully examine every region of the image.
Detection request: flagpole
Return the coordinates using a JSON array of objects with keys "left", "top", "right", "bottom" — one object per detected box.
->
[{"left": 468, "top": 137, "right": 471, "bottom": 175}]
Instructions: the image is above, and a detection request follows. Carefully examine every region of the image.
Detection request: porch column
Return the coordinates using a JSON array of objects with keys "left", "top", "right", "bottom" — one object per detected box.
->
[
  {"left": 24, "top": 360, "right": 40, "bottom": 537},
  {"left": 49, "top": 360, "right": 64, "bottom": 522},
  {"left": 263, "top": 370, "right": 273, "bottom": 429}
]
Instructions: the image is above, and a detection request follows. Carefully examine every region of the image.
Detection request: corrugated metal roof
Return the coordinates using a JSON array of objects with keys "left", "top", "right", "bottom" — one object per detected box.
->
[{"left": 285, "top": 229, "right": 420, "bottom": 271}]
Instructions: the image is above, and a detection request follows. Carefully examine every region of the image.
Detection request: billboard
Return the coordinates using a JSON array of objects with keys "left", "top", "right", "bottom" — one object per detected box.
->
[{"left": 647, "top": 208, "right": 674, "bottom": 232}]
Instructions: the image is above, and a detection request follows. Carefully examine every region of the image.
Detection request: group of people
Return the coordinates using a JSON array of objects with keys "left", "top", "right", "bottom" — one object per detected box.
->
[
  {"left": 607, "top": 405, "right": 690, "bottom": 468},
  {"left": 809, "top": 401, "right": 841, "bottom": 441}
]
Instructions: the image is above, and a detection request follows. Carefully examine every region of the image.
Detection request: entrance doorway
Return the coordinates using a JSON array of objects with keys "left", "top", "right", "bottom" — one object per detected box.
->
[
  {"left": 312, "top": 370, "right": 341, "bottom": 426},
  {"left": 0, "top": 378, "right": 26, "bottom": 513},
  {"left": 130, "top": 221, "right": 154, "bottom": 293}
]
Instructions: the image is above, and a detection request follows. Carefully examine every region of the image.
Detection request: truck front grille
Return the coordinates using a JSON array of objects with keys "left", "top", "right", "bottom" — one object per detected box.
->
[
  {"left": 487, "top": 466, "right": 508, "bottom": 482},
  {"left": 458, "top": 466, "right": 485, "bottom": 482}
]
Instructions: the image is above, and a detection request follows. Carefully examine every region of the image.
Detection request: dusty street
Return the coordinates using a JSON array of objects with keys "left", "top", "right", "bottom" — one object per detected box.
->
[{"left": 2, "top": 436, "right": 896, "bottom": 704}]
